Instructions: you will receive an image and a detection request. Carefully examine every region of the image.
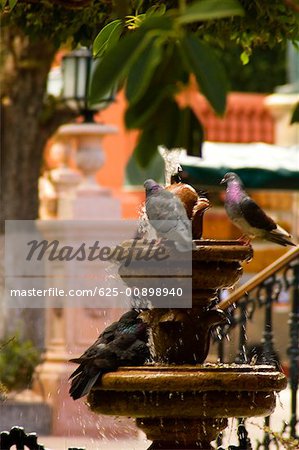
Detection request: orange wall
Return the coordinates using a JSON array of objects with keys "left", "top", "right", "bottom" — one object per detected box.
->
[
  {"left": 95, "top": 91, "right": 144, "bottom": 218},
  {"left": 95, "top": 91, "right": 137, "bottom": 191}
]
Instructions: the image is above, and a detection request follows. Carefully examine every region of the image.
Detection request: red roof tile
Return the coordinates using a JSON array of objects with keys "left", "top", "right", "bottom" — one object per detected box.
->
[{"left": 191, "top": 92, "right": 274, "bottom": 144}]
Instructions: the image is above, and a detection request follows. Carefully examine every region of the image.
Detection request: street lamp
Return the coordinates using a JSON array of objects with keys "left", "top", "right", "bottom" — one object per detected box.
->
[{"left": 62, "top": 47, "right": 115, "bottom": 122}]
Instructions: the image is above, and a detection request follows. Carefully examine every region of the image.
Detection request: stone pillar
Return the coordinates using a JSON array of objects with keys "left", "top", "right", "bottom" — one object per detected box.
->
[
  {"left": 265, "top": 93, "right": 299, "bottom": 146},
  {"left": 55, "top": 123, "right": 120, "bottom": 219},
  {"left": 48, "top": 139, "right": 82, "bottom": 219},
  {"left": 34, "top": 122, "right": 138, "bottom": 436}
]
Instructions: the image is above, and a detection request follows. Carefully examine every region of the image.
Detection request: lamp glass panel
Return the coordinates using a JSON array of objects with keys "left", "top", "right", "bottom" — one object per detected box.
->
[
  {"left": 62, "top": 57, "right": 76, "bottom": 98},
  {"left": 77, "top": 58, "right": 88, "bottom": 101}
]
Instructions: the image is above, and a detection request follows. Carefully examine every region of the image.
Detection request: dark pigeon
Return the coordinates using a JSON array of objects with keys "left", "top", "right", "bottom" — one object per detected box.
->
[
  {"left": 69, "top": 310, "right": 149, "bottom": 400},
  {"left": 220, "top": 172, "right": 296, "bottom": 247},
  {"left": 144, "top": 179, "right": 193, "bottom": 251}
]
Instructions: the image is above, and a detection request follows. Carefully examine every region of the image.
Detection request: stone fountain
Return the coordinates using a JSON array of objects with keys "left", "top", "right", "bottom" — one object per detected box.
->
[{"left": 87, "top": 185, "right": 287, "bottom": 449}]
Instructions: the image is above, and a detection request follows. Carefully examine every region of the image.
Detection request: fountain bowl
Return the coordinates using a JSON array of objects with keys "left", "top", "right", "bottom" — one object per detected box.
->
[{"left": 88, "top": 364, "right": 287, "bottom": 449}]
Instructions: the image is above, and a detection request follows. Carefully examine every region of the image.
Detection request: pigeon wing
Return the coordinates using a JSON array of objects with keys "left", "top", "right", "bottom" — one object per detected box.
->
[
  {"left": 146, "top": 191, "right": 189, "bottom": 232},
  {"left": 239, "top": 196, "right": 276, "bottom": 231}
]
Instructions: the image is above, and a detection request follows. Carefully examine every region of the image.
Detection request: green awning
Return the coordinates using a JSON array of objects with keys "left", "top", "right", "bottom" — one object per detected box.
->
[{"left": 181, "top": 142, "right": 299, "bottom": 190}]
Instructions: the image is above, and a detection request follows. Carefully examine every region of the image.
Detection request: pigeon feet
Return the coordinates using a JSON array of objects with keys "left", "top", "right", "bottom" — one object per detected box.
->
[{"left": 237, "top": 235, "right": 251, "bottom": 246}]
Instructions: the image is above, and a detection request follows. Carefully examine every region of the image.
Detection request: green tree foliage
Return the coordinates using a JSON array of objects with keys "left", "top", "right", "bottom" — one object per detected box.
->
[
  {"left": 1, "top": 0, "right": 113, "bottom": 48},
  {"left": 0, "top": 335, "right": 41, "bottom": 391},
  {"left": 89, "top": 0, "right": 299, "bottom": 166},
  {"left": 219, "top": 44, "right": 287, "bottom": 93},
  {"left": 1, "top": 0, "right": 298, "bottom": 171}
]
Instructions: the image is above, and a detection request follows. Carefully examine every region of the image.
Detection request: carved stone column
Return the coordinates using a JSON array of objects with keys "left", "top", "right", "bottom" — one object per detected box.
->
[
  {"left": 56, "top": 123, "right": 120, "bottom": 219},
  {"left": 34, "top": 121, "right": 130, "bottom": 436}
]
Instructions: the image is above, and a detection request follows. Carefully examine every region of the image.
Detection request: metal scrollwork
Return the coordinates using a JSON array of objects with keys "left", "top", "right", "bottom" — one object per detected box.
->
[
  {"left": 0, "top": 426, "right": 86, "bottom": 450},
  {"left": 214, "top": 252, "right": 299, "bottom": 448},
  {"left": 0, "top": 426, "right": 45, "bottom": 450},
  {"left": 218, "top": 423, "right": 252, "bottom": 450}
]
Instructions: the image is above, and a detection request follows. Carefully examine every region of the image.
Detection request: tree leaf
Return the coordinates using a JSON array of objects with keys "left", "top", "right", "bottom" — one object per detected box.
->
[
  {"left": 0, "top": 0, "right": 7, "bottom": 10},
  {"left": 89, "top": 29, "right": 149, "bottom": 105},
  {"left": 180, "top": 34, "right": 228, "bottom": 115},
  {"left": 133, "top": 127, "right": 160, "bottom": 167},
  {"left": 139, "top": 15, "right": 173, "bottom": 32},
  {"left": 106, "top": 22, "right": 123, "bottom": 51},
  {"left": 189, "top": 110, "right": 204, "bottom": 157},
  {"left": 178, "top": 108, "right": 204, "bottom": 156},
  {"left": 125, "top": 148, "right": 165, "bottom": 185},
  {"left": 125, "top": 39, "right": 184, "bottom": 128},
  {"left": 134, "top": 0, "right": 144, "bottom": 12},
  {"left": 178, "top": 0, "right": 244, "bottom": 25},
  {"left": 240, "top": 50, "right": 250, "bottom": 65},
  {"left": 125, "top": 37, "right": 163, "bottom": 104},
  {"left": 133, "top": 99, "right": 182, "bottom": 167},
  {"left": 9, "top": 0, "right": 17, "bottom": 9},
  {"left": 153, "top": 99, "right": 181, "bottom": 149},
  {"left": 291, "top": 102, "right": 299, "bottom": 124},
  {"left": 146, "top": 4, "right": 167, "bottom": 18},
  {"left": 125, "top": 87, "right": 167, "bottom": 129},
  {"left": 93, "top": 20, "right": 122, "bottom": 58}
]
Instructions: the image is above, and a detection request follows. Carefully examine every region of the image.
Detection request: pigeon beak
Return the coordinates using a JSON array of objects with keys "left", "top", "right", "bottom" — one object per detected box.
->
[{"left": 220, "top": 177, "right": 226, "bottom": 185}]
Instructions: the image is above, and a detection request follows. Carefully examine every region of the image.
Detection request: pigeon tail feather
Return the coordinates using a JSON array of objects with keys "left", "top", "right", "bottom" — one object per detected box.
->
[
  {"left": 69, "top": 373, "right": 100, "bottom": 400},
  {"left": 69, "top": 363, "right": 84, "bottom": 380},
  {"left": 266, "top": 230, "right": 296, "bottom": 247}
]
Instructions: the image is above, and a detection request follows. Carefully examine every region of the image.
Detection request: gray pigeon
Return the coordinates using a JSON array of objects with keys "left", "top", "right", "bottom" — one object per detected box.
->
[
  {"left": 220, "top": 172, "right": 296, "bottom": 247},
  {"left": 144, "top": 179, "right": 193, "bottom": 251}
]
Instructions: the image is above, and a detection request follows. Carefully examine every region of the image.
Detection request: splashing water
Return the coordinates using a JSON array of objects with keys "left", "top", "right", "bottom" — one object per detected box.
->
[
  {"left": 159, "top": 146, "right": 185, "bottom": 185},
  {"left": 136, "top": 147, "right": 185, "bottom": 241},
  {"left": 137, "top": 203, "right": 156, "bottom": 241}
]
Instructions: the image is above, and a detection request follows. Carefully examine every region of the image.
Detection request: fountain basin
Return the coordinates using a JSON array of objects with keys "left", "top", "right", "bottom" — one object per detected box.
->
[
  {"left": 88, "top": 365, "right": 287, "bottom": 449},
  {"left": 119, "top": 240, "right": 253, "bottom": 302},
  {"left": 89, "top": 364, "right": 286, "bottom": 418}
]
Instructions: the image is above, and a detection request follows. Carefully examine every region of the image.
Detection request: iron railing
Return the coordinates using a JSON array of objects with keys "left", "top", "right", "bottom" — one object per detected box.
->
[
  {"left": 0, "top": 426, "right": 85, "bottom": 450},
  {"left": 215, "top": 246, "right": 299, "bottom": 449}
]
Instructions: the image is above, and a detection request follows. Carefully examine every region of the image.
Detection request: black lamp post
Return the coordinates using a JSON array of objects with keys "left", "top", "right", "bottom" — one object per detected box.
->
[{"left": 62, "top": 47, "right": 115, "bottom": 122}]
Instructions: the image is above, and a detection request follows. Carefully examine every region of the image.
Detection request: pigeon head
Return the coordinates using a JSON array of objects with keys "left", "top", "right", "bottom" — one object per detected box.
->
[
  {"left": 144, "top": 179, "right": 164, "bottom": 196},
  {"left": 220, "top": 172, "right": 243, "bottom": 186}
]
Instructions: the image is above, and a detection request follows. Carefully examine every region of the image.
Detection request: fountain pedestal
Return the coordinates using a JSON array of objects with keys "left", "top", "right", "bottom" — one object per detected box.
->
[{"left": 87, "top": 240, "right": 287, "bottom": 448}]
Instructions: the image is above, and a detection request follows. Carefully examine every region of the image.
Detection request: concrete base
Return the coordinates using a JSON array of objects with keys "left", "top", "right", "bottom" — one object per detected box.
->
[{"left": 0, "top": 390, "right": 52, "bottom": 434}]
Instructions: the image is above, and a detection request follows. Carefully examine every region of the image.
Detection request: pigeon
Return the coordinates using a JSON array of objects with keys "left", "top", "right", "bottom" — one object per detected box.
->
[
  {"left": 69, "top": 310, "right": 149, "bottom": 400},
  {"left": 220, "top": 172, "right": 296, "bottom": 247},
  {"left": 144, "top": 179, "right": 193, "bottom": 251}
]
